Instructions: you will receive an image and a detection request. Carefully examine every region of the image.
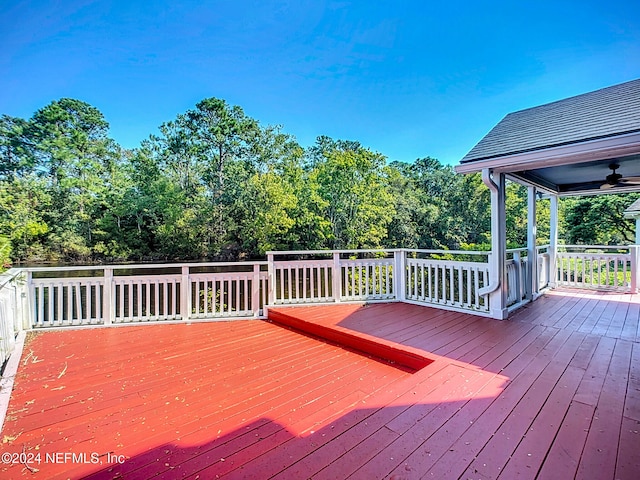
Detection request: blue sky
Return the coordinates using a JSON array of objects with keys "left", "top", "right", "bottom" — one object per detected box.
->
[{"left": 2, "top": 0, "right": 639, "bottom": 165}]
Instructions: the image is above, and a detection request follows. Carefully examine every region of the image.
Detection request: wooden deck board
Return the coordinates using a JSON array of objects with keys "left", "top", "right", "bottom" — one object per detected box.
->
[
  {"left": 2, "top": 288, "right": 639, "bottom": 479},
  {"left": 576, "top": 338, "right": 633, "bottom": 480}
]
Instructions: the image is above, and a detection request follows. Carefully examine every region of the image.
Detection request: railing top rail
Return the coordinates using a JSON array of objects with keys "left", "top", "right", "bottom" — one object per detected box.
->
[
  {"left": 407, "top": 257, "right": 489, "bottom": 266},
  {"left": 506, "top": 247, "right": 528, "bottom": 253},
  {"left": 340, "top": 257, "right": 394, "bottom": 263},
  {"left": 267, "top": 249, "right": 396, "bottom": 256},
  {"left": 406, "top": 248, "right": 490, "bottom": 256},
  {"left": 558, "top": 245, "right": 632, "bottom": 250},
  {"left": 267, "top": 248, "right": 491, "bottom": 256},
  {"left": 22, "top": 260, "right": 268, "bottom": 273},
  {"left": 558, "top": 252, "right": 630, "bottom": 257}
]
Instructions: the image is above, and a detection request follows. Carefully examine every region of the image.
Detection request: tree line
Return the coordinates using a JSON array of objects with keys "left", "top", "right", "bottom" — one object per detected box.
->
[{"left": 0, "top": 97, "right": 637, "bottom": 265}]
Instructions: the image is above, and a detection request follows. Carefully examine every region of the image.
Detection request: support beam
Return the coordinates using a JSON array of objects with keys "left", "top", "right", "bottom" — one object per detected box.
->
[
  {"left": 549, "top": 195, "right": 559, "bottom": 288},
  {"left": 527, "top": 186, "right": 538, "bottom": 299},
  {"left": 180, "top": 266, "right": 190, "bottom": 321},
  {"left": 631, "top": 245, "right": 638, "bottom": 294},
  {"left": 103, "top": 267, "right": 114, "bottom": 325},
  {"left": 481, "top": 169, "right": 508, "bottom": 319}
]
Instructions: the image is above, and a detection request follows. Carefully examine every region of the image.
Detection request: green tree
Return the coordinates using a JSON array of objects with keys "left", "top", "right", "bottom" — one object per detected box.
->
[
  {"left": 0, "top": 235, "right": 11, "bottom": 269},
  {"left": 561, "top": 194, "right": 640, "bottom": 244},
  {"left": 238, "top": 172, "right": 298, "bottom": 255},
  {"left": 0, "top": 174, "right": 51, "bottom": 260},
  {"left": 25, "top": 99, "right": 120, "bottom": 260},
  {"left": 385, "top": 158, "right": 490, "bottom": 250},
  {"left": 308, "top": 139, "right": 394, "bottom": 249},
  {"left": 185, "top": 98, "right": 260, "bottom": 192},
  {"left": 0, "top": 114, "right": 35, "bottom": 179},
  {"left": 383, "top": 161, "right": 427, "bottom": 248}
]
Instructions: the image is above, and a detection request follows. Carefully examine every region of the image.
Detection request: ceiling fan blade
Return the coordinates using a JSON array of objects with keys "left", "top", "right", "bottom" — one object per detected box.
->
[
  {"left": 600, "top": 182, "right": 615, "bottom": 190},
  {"left": 619, "top": 176, "right": 640, "bottom": 185}
]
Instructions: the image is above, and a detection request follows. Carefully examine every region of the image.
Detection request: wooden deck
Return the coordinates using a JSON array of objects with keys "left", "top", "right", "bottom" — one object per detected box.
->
[{"left": 1, "top": 288, "right": 639, "bottom": 479}]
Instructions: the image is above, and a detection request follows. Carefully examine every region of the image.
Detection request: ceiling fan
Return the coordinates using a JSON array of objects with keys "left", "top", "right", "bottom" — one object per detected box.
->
[{"left": 600, "top": 163, "right": 640, "bottom": 189}]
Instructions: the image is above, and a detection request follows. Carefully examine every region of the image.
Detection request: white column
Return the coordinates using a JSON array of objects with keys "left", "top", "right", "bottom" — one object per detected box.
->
[
  {"left": 495, "top": 172, "right": 508, "bottom": 318},
  {"left": 332, "top": 252, "right": 342, "bottom": 302},
  {"left": 180, "top": 266, "right": 190, "bottom": 321},
  {"left": 481, "top": 169, "right": 508, "bottom": 319},
  {"left": 25, "top": 270, "right": 34, "bottom": 330},
  {"left": 634, "top": 218, "right": 640, "bottom": 293},
  {"left": 103, "top": 267, "right": 114, "bottom": 325},
  {"left": 527, "top": 186, "right": 538, "bottom": 299},
  {"left": 251, "top": 263, "right": 261, "bottom": 317},
  {"left": 395, "top": 249, "right": 406, "bottom": 302},
  {"left": 549, "top": 195, "right": 559, "bottom": 288},
  {"left": 266, "top": 253, "right": 275, "bottom": 306},
  {"left": 630, "top": 245, "right": 638, "bottom": 293}
]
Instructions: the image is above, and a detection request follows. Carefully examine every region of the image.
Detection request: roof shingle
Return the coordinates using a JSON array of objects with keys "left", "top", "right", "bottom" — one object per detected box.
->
[{"left": 461, "top": 78, "right": 640, "bottom": 163}]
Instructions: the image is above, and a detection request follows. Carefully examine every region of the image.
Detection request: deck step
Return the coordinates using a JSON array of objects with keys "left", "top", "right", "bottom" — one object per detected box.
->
[{"left": 267, "top": 307, "right": 434, "bottom": 371}]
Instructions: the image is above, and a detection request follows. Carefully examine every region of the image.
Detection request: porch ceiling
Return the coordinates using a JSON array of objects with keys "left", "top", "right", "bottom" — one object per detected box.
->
[
  {"left": 455, "top": 78, "right": 640, "bottom": 196},
  {"left": 510, "top": 150, "right": 640, "bottom": 195}
]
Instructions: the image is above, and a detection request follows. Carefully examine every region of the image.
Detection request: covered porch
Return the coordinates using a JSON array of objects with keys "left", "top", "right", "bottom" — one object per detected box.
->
[{"left": 455, "top": 78, "right": 640, "bottom": 318}]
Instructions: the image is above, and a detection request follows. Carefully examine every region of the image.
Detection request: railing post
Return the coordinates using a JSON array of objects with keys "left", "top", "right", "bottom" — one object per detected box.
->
[
  {"left": 180, "top": 266, "right": 190, "bottom": 321},
  {"left": 332, "top": 252, "right": 342, "bottom": 302},
  {"left": 549, "top": 195, "right": 559, "bottom": 288},
  {"left": 267, "top": 253, "right": 275, "bottom": 305},
  {"left": 24, "top": 270, "right": 34, "bottom": 330},
  {"left": 252, "top": 263, "right": 261, "bottom": 316},
  {"left": 513, "top": 251, "right": 522, "bottom": 303},
  {"left": 527, "top": 186, "right": 538, "bottom": 300},
  {"left": 103, "top": 267, "right": 114, "bottom": 325},
  {"left": 395, "top": 249, "right": 406, "bottom": 302},
  {"left": 630, "top": 245, "right": 638, "bottom": 293},
  {"left": 537, "top": 249, "right": 549, "bottom": 290}
]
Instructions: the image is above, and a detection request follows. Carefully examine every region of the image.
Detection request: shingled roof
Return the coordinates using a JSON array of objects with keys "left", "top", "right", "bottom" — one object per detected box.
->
[{"left": 461, "top": 78, "right": 640, "bottom": 163}]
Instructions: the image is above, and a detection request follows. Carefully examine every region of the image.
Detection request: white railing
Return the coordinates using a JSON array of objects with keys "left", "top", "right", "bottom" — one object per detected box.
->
[
  {"left": 268, "top": 249, "right": 491, "bottom": 315},
  {"left": 537, "top": 245, "right": 551, "bottom": 290},
  {"left": 2, "top": 250, "right": 497, "bottom": 334},
  {"left": 506, "top": 248, "right": 531, "bottom": 308},
  {"left": 405, "top": 254, "right": 490, "bottom": 313},
  {"left": 556, "top": 245, "right": 636, "bottom": 291},
  {"left": 31, "top": 275, "right": 106, "bottom": 326},
  {"left": 7, "top": 245, "right": 637, "bottom": 332},
  {"left": 27, "top": 262, "right": 269, "bottom": 328},
  {"left": 191, "top": 266, "right": 268, "bottom": 319},
  {"left": 0, "top": 270, "right": 28, "bottom": 363},
  {"left": 270, "top": 258, "right": 335, "bottom": 304},
  {"left": 113, "top": 274, "right": 181, "bottom": 323},
  {"left": 267, "top": 250, "right": 397, "bottom": 305},
  {"left": 341, "top": 257, "right": 395, "bottom": 301}
]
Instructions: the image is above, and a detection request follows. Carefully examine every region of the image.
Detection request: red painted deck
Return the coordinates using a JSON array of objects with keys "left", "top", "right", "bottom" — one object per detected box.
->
[{"left": 1, "top": 288, "right": 639, "bottom": 479}]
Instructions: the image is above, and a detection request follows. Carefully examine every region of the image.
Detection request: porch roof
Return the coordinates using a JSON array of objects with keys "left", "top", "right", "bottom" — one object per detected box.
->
[
  {"left": 455, "top": 78, "right": 640, "bottom": 196},
  {"left": 624, "top": 197, "right": 640, "bottom": 219}
]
